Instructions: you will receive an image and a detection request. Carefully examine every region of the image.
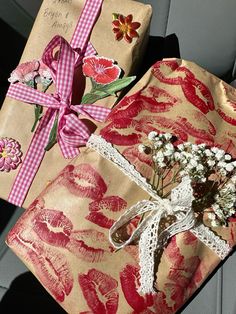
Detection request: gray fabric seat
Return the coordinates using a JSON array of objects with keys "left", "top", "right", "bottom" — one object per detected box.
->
[{"left": 142, "top": 0, "right": 236, "bottom": 78}]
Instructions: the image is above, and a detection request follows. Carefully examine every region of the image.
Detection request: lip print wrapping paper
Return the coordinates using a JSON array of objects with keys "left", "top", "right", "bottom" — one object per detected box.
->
[
  {"left": 7, "top": 58, "right": 236, "bottom": 313},
  {"left": 0, "top": 0, "right": 152, "bottom": 209}
]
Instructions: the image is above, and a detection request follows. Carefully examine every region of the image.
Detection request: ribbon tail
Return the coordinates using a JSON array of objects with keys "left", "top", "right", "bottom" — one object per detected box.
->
[
  {"left": 72, "top": 104, "right": 111, "bottom": 122},
  {"left": 8, "top": 109, "right": 56, "bottom": 206},
  {"left": 138, "top": 211, "right": 163, "bottom": 294},
  {"left": 81, "top": 104, "right": 111, "bottom": 122}
]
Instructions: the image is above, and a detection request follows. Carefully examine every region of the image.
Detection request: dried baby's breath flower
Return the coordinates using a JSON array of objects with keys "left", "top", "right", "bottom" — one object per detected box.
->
[{"left": 139, "top": 132, "right": 236, "bottom": 227}]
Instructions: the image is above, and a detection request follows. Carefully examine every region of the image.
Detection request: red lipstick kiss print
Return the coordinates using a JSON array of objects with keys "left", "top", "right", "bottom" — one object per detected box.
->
[
  {"left": 33, "top": 208, "right": 73, "bottom": 247},
  {"left": 32, "top": 244, "right": 74, "bottom": 303},
  {"left": 78, "top": 268, "right": 119, "bottom": 314},
  {"left": 120, "top": 264, "right": 154, "bottom": 312},
  {"left": 180, "top": 78, "right": 214, "bottom": 113},
  {"left": 217, "top": 107, "right": 236, "bottom": 126},
  {"left": 152, "top": 59, "right": 185, "bottom": 85},
  {"left": 7, "top": 230, "right": 73, "bottom": 303},
  {"left": 164, "top": 236, "right": 184, "bottom": 266},
  {"left": 137, "top": 116, "right": 188, "bottom": 142},
  {"left": 86, "top": 196, "right": 127, "bottom": 229},
  {"left": 100, "top": 122, "right": 142, "bottom": 146},
  {"left": 214, "top": 135, "right": 236, "bottom": 158},
  {"left": 123, "top": 146, "right": 153, "bottom": 179},
  {"left": 182, "top": 231, "right": 198, "bottom": 247},
  {"left": 165, "top": 255, "right": 201, "bottom": 311},
  {"left": 66, "top": 229, "right": 113, "bottom": 263},
  {"left": 152, "top": 60, "right": 214, "bottom": 113},
  {"left": 140, "top": 85, "right": 181, "bottom": 113},
  {"left": 151, "top": 292, "right": 173, "bottom": 314},
  {"left": 163, "top": 236, "right": 202, "bottom": 311},
  {"left": 176, "top": 117, "right": 214, "bottom": 142},
  {"left": 192, "top": 110, "right": 216, "bottom": 135},
  {"left": 106, "top": 92, "right": 144, "bottom": 121},
  {"left": 61, "top": 164, "right": 107, "bottom": 200}
]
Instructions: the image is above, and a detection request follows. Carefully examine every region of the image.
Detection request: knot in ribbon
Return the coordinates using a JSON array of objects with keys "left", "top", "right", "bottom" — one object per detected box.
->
[{"left": 109, "top": 175, "right": 195, "bottom": 294}]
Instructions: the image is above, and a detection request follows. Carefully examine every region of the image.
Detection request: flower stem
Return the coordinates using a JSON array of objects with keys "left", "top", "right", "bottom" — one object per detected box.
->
[
  {"left": 45, "top": 114, "right": 59, "bottom": 151},
  {"left": 31, "top": 104, "right": 43, "bottom": 132}
]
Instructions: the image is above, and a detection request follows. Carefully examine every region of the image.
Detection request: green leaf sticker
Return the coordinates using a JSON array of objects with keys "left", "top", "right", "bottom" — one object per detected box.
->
[
  {"left": 98, "top": 76, "right": 136, "bottom": 95},
  {"left": 81, "top": 76, "right": 136, "bottom": 104}
]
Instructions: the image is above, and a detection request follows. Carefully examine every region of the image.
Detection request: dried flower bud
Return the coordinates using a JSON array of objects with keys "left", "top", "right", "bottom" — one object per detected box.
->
[
  {"left": 225, "top": 163, "right": 234, "bottom": 172},
  {"left": 138, "top": 144, "right": 147, "bottom": 153},
  {"left": 163, "top": 133, "right": 172, "bottom": 140},
  {"left": 225, "top": 154, "right": 232, "bottom": 161},
  {"left": 207, "top": 160, "right": 215, "bottom": 167},
  {"left": 148, "top": 131, "right": 158, "bottom": 141}
]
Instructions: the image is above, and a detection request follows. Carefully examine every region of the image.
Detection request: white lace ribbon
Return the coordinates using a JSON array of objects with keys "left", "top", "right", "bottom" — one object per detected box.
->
[
  {"left": 109, "top": 176, "right": 195, "bottom": 294},
  {"left": 87, "top": 134, "right": 232, "bottom": 293}
]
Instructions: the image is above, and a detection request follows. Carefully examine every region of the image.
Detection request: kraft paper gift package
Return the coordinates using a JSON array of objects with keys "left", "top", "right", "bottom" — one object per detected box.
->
[
  {"left": 7, "top": 58, "right": 236, "bottom": 313},
  {"left": 0, "top": 0, "right": 152, "bottom": 209}
]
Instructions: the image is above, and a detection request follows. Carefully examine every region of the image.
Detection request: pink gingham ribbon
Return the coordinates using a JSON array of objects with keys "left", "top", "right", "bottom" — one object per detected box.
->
[{"left": 7, "top": 0, "right": 108, "bottom": 206}]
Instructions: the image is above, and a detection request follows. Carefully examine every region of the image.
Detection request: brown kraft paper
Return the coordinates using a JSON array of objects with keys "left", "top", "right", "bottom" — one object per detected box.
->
[{"left": 7, "top": 58, "right": 236, "bottom": 313}]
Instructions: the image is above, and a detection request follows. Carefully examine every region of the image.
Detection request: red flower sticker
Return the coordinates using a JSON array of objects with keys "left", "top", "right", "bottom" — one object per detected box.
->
[
  {"left": 82, "top": 56, "right": 121, "bottom": 85},
  {"left": 112, "top": 14, "right": 141, "bottom": 43}
]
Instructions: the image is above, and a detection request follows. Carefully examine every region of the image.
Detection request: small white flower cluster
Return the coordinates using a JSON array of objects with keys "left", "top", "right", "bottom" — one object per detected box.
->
[
  {"left": 138, "top": 131, "right": 236, "bottom": 227},
  {"left": 208, "top": 177, "right": 236, "bottom": 227},
  {"left": 204, "top": 147, "right": 236, "bottom": 176}
]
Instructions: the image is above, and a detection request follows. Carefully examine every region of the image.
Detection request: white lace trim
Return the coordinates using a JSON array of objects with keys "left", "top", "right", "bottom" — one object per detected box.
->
[
  {"left": 191, "top": 224, "right": 231, "bottom": 260},
  {"left": 87, "top": 134, "right": 231, "bottom": 260}
]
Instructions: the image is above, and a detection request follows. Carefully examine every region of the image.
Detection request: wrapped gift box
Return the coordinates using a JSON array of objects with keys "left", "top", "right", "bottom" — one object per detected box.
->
[
  {"left": 0, "top": 0, "right": 152, "bottom": 208},
  {"left": 7, "top": 58, "right": 236, "bottom": 313}
]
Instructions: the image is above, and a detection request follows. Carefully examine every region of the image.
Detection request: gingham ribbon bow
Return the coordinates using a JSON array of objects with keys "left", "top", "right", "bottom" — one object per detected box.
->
[
  {"left": 7, "top": 0, "right": 106, "bottom": 206},
  {"left": 109, "top": 176, "right": 196, "bottom": 294},
  {"left": 8, "top": 35, "right": 110, "bottom": 158}
]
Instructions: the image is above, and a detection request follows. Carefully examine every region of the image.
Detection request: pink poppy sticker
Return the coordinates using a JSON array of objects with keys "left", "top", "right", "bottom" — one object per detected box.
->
[
  {"left": 82, "top": 56, "right": 121, "bottom": 85},
  {"left": 81, "top": 55, "right": 136, "bottom": 105}
]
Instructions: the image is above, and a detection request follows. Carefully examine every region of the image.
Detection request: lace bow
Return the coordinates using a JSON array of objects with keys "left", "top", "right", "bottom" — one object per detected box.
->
[{"left": 109, "top": 176, "right": 196, "bottom": 294}]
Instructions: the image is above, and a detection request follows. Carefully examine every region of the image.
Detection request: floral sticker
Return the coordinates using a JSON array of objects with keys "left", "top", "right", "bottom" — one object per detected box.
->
[
  {"left": 81, "top": 55, "right": 136, "bottom": 104},
  {"left": 9, "top": 60, "right": 52, "bottom": 132},
  {"left": 0, "top": 137, "right": 22, "bottom": 172},
  {"left": 112, "top": 14, "right": 141, "bottom": 43},
  {"left": 8, "top": 60, "right": 40, "bottom": 84},
  {"left": 82, "top": 56, "right": 121, "bottom": 85}
]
